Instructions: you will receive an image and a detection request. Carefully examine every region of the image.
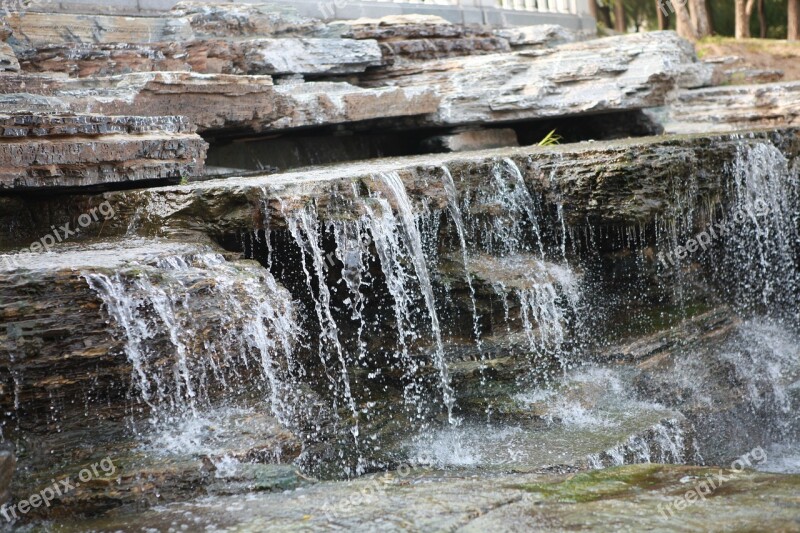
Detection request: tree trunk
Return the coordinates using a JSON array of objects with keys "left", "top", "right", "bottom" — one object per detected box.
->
[
  {"left": 735, "top": 0, "right": 750, "bottom": 38},
  {"left": 598, "top": 4, "right": 613, "bottom": 28},
  {"left": 758, "top": 0, "right": 766, "bottom": 38},
  {"left": 706, "top": 0, "right": 716, "bottom": 34},
  {"left": 614, "top": 0, "right": 626, "bottom": 32},
  {"left": 588, "top": 0, "right": 598, "bottom": 21},
  {"left": 671, "top": 0, "right": 698, "bottom": 40},
  {"left": 656, "top": 0, "right": 669, "bottom": 30},
  {"left": 790, "top": 0, "right": 800, "bottom": 40},
  {"left": 689, "top": 0, "right": 712, "bottom": 38}
]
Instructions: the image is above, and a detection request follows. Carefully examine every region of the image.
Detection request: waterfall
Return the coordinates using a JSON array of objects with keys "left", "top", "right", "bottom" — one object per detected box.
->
[
  {"left": 372, "top": 172, "right": 456, "bottom": 423},
  {"left": 722, "top": 142, "right": 800, "bottom": 320},
  {"left": 285, "top": 206, "right": 361, "bottom": 445},
  {"left": 84, "top": 252, "right": 301, "bottom": 431}
]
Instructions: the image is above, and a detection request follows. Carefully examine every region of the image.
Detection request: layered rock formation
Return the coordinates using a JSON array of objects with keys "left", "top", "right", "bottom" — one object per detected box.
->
[
  {"left": 0, "top": 74, "right": 440, "bottom": 134},
  {"left": 0, "top": 114, "right": 206, "bottom": 191},
  {"left": 1, "top": 2, "right": 799, "bottom": 529},
  {"left": 0, "top": 238, "right": 297, "bottom": 434},
  {"left": 654, "top": 81, "right": 800, "bottom": 134},
  {"left": 4, "top": 128, "right": 793, "bottom": 246},
  {"left": 2, "top": 2, "right": 712, "bottom": 137}
]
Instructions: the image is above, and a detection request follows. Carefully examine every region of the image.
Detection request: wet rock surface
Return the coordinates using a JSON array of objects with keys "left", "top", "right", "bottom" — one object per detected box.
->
[
  {"left": 51, "top": 464, "right": 800, "bottom": 532},
  {"left": 1, "top": 3, "right": 799, "bottom": 530},
  {"left": 3, "top": 129, "right": 793, "bottom": 245}
]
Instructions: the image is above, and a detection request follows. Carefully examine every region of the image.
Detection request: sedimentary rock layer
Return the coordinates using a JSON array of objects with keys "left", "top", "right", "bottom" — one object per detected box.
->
[
  {"left": 0, "top": 114, "right": 207, "bottom": 191},
  {"left": 4, "top": 129, "right": 796, "bottom": 246},
  {"left": 18, "top": 36, "right": 382, "bottom": 77},
  {"left": 5, "top": 15, "right": 710, "bottom": 134},
  {"left": 338, "top": 15, "right": 511, "bottom": 62},
  {"left": 0, "top": 73, "right": 440, "bottom": 134},
  {"left": 5, "top": 2, "right": 324, "bottom": 49},
  {"left": 656, "top": 81, "right": 800, "bottom": 134},
  {"left": 360, "top": 31, "right": 712, "bottom": 127}
]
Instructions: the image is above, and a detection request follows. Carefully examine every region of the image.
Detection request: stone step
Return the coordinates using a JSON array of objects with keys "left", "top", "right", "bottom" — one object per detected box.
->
[
  {"left": 0, "top": 113, "right": 207, "bottom": 192},
  {"left": 3, "top": 129, "right": 793, "bottom": 247}
]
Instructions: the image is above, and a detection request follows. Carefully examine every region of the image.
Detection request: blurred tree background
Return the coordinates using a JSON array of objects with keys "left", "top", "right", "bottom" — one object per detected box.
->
[{"left": 594, "top": 0, "right": 796, "bottom": 39}]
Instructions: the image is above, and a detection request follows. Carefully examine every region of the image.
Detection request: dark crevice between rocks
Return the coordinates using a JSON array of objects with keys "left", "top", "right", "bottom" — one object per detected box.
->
[{"left": 202, "top": 110, "right": 663, "bottom": 176}]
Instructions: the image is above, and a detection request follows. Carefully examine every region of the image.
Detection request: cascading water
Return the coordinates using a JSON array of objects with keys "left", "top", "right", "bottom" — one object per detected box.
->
[
  {"left": 85, "top": 252, "right": 301, "bottom": 437},
  {"left": 721, "top": 141, "right": 800, "bottom": 320}
]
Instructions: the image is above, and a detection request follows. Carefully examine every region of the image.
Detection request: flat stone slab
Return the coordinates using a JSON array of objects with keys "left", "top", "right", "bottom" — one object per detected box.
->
[
  {"left": 19, "top": 37, "right": 383, "bottom": 77},
  {"left": 360, "top": 31, "right": 713, "bottom": 127},
  {"left": 0, "top": 113, "right": 207, "bottom": 192},
  {"left": 655, "top": 80, "right": 800, "bottom": 134},
  {"left": 54, "top": 464, "right": 800, "bottom": 531},
  {"left": 0, "top": 73, "right": 440, "bottom": 134}
]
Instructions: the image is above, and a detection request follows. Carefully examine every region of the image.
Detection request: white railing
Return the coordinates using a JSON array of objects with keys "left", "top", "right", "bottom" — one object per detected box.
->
[
  {"left": 368, "top": 0, "right": 578, "bottom": 15},
  {"left": 370, "top": 0, "right": 460, "bottom": 4},
  {"left": 498, "top": 0, "right": 576, "bottom": 14}
]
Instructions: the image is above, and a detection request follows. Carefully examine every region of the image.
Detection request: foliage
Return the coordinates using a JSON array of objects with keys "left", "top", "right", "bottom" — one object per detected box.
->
[{"left": 538, "top": 129, "right": 562, "bottom": 147}]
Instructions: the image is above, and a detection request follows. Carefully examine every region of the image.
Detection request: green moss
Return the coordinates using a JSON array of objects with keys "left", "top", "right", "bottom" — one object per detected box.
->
[{"left": 514, "top": 464, "right": 666, "bottom": 503}]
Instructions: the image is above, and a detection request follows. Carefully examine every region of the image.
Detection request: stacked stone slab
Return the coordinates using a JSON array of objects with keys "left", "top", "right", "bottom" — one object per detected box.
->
[
  {"left": 0, "top": 114, "right": 207, "bottom": 191},
  {"left": 654, "top": 81, "right": 800, "bottom": 134},
  {"left": 2, "top": 3, "right": 713, "bottom": 139}
]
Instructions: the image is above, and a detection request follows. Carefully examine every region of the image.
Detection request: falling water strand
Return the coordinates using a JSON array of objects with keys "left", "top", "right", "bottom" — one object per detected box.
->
[
  {"left": 285, "top": 206, "right": 361, "bottom": 444},
  {"left": 441, "top": 166, "right": 482, "bottom": 347},
  {"left": 375, "top": 172, "right": 456, "bottom": 424},
  {"left": 502, "top": 158, "right": 545, "bottom": 259},
  {"left": 724, "top": 142, "right": 800, "bottom": 319}
]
